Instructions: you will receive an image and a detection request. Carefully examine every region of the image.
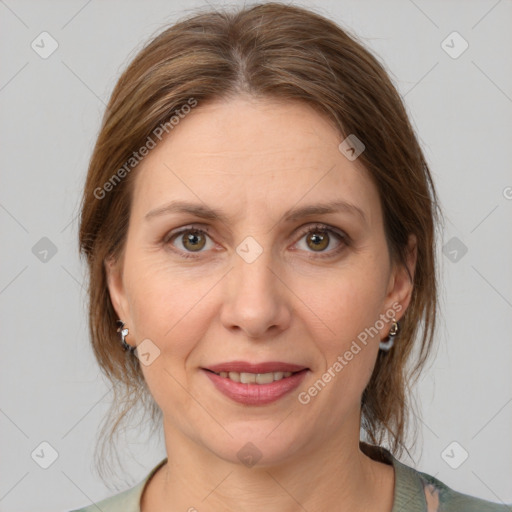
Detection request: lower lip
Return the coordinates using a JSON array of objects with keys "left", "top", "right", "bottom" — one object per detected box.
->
[{"left": 203, "top": 369, "right": 308, "bottom": 405}]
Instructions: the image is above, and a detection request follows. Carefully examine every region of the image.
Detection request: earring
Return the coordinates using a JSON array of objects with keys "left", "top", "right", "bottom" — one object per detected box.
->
[
  {"left": 116, "top": 320, "right": 135, "bottom": 353},
  {"left": 379, "top": 319, "right": 399, "bottom": 351}
]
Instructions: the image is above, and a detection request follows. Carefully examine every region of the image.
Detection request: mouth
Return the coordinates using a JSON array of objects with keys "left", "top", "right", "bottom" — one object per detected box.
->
[
  {"left": 204, "top": 368, "right": 304, "bottom": 384},
  {"left": 201, "top": 361, "right": 309, "bottom": 405},
  {"left": 203, "top": 361, "right": 308, "bottom": 384}
]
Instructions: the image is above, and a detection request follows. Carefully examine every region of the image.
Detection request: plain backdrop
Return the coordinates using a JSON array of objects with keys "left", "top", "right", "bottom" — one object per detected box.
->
[{"left": 0, "top": 0, "right": 511, "bottom": 510}]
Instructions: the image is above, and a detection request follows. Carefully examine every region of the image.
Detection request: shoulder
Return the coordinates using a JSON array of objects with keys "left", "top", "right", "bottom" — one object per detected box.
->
[
  {"left": 68, "top": 482, "right": 144, "bottom": 512},
  {"left": 68, "top": 458, "right": 168, "bottom": 512},
  {"left": 414, "top": 468, "right": 511, "bottom": 512},
  {"left": 360, "top": 442, "right": 510, "bottom": 512}
]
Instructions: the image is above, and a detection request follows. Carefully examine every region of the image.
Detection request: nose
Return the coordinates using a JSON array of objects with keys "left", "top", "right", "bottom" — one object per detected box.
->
[{"left": 219, "top": 244, "right": 292, "bottom": 339}]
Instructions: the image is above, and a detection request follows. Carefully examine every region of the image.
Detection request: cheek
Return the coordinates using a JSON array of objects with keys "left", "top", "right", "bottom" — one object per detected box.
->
[
  {"left": 311, "top": 268, "right": 388, "bottom": 350},
  {"left": 123, "top": 256, "right": 218, "bottom": 360},
  {"left": 302, "top": 266, "right": 387, "bottom": 403},
  {"left": 123, "top": 263, "right": 215, "bottom": 414}
]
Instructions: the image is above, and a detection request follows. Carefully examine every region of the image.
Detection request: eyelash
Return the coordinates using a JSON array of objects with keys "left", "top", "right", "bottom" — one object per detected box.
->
[{"left": 163, "top": 223, "right": 350, "bottom": 260}]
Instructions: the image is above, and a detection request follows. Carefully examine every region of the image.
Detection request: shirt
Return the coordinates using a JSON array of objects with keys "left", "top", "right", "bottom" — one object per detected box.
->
[{"left": 69, "top": 441, "right": 511, "bottom": 511}]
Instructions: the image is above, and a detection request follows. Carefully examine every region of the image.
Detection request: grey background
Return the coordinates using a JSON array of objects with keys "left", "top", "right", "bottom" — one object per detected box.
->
[{"left": 1, "top": 0, "right": 511, "bottom": 510}]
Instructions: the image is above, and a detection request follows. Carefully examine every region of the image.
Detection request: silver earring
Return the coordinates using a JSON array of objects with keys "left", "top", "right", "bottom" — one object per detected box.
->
[
  {"left": 379, "top": 319, "right": 399, "bottom": 351},
  {"left": 117, "top": 320, "right": 135, "bottom": 353}
]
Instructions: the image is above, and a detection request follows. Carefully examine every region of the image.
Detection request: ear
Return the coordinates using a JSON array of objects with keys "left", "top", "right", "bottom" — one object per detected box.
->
[
  {"left": 104, "top": 255, "right": 130, "bottom": 322},
  {"left": 384, "top": 233, "right": 417, "bottom": 320}
]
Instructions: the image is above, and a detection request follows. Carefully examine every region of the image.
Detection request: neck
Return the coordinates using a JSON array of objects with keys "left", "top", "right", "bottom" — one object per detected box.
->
[{"left": 150, "top": 423, "right": 394, "bottom": 512}]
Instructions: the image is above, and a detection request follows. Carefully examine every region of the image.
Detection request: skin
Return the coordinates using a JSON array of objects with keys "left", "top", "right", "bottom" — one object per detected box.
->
[{"left": 106, "top": 94, "right": 417, "bottom": 512}]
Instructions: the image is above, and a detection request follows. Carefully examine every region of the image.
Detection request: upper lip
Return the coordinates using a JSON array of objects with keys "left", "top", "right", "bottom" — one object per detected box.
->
[{"left": 204, "top": 361, "right": 308, "bottom": 374}]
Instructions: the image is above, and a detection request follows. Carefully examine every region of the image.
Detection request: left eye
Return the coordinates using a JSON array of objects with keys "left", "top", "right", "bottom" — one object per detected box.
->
[{"left": 294, "top": 224, "right": 348, "bottom": 257}]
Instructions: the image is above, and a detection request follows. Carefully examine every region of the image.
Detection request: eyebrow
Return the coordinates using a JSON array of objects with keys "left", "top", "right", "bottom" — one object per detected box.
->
[{"left": 144, "top": 199, "right": 367, "bottom": 225}]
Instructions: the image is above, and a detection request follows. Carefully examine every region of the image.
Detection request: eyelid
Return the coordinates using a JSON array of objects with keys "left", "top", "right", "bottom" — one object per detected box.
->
[
  {"left": 163, "top": 223, "right": 211, "bottom": 244},
  {"left": 295, "top": 222, "right": 349, "bottom": 243}
]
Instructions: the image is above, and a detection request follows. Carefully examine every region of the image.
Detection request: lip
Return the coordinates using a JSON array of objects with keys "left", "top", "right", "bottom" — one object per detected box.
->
[
  {"left": 202, "top": 367, "right": 309, "bottom": 406},
  {"left": 204, "top": 361, "right": 308, "bottom": 373}
]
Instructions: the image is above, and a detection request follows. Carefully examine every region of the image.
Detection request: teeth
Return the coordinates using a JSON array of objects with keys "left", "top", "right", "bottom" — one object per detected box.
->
[
  {"left": 216, "top": 371, "right": 293, "bottom": 383},
  {"left": 241, "top": 372, "right": 256, "bottom": 384},
  {"left": 228, "top": 371, "right": 240, "bottom": 382}
]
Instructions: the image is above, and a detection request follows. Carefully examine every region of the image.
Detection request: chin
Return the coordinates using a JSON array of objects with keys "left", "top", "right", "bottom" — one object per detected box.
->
[{"left": 203, "top": 421, "right": 308, "bottom": 468}]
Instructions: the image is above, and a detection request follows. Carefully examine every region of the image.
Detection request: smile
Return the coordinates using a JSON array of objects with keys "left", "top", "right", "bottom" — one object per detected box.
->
[
  {"left": 211, "top": 370, "right": 294, "bottom": 384},
  {"left": 202, "top": 368, "right": 309, "bottom": 405}
]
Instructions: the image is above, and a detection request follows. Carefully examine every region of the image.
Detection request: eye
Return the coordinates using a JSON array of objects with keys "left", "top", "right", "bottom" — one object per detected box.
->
[
  {"left": 164, "top": 226, "right": 214, "bottom": 258},
  {"left": 294, "top": 223, "right": 348, "bottom": 258}
]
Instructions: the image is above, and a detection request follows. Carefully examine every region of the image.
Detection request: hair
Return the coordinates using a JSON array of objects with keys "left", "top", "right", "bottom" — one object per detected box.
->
[{"left": 78, "top": 1, "right": 443, "bottom": 484}]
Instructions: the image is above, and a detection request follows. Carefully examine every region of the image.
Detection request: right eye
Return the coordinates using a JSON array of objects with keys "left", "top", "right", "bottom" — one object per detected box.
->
[{"left": 164, "top": 226, "right": 214, "bottom": 258}]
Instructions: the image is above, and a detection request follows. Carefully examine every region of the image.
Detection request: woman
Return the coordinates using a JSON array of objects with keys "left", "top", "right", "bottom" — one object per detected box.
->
[{"left": 70, "top": 2, "right": 510, "bottom": 511}]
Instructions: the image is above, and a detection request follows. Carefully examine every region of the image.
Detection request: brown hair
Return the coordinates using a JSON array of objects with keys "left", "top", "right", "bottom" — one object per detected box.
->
[{"left": 78, "top": 1, "right": 442, "bottom": 483}]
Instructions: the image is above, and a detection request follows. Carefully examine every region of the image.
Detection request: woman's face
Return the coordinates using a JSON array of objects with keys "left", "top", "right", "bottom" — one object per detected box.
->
[{"left": 106, "top": 95, "right": 415, "bottom": 466}]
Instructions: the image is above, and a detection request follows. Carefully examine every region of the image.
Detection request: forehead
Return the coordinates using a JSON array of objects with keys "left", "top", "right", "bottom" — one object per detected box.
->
[{"left": 131, "top": 96, "right": 381, "bottom": 228}]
